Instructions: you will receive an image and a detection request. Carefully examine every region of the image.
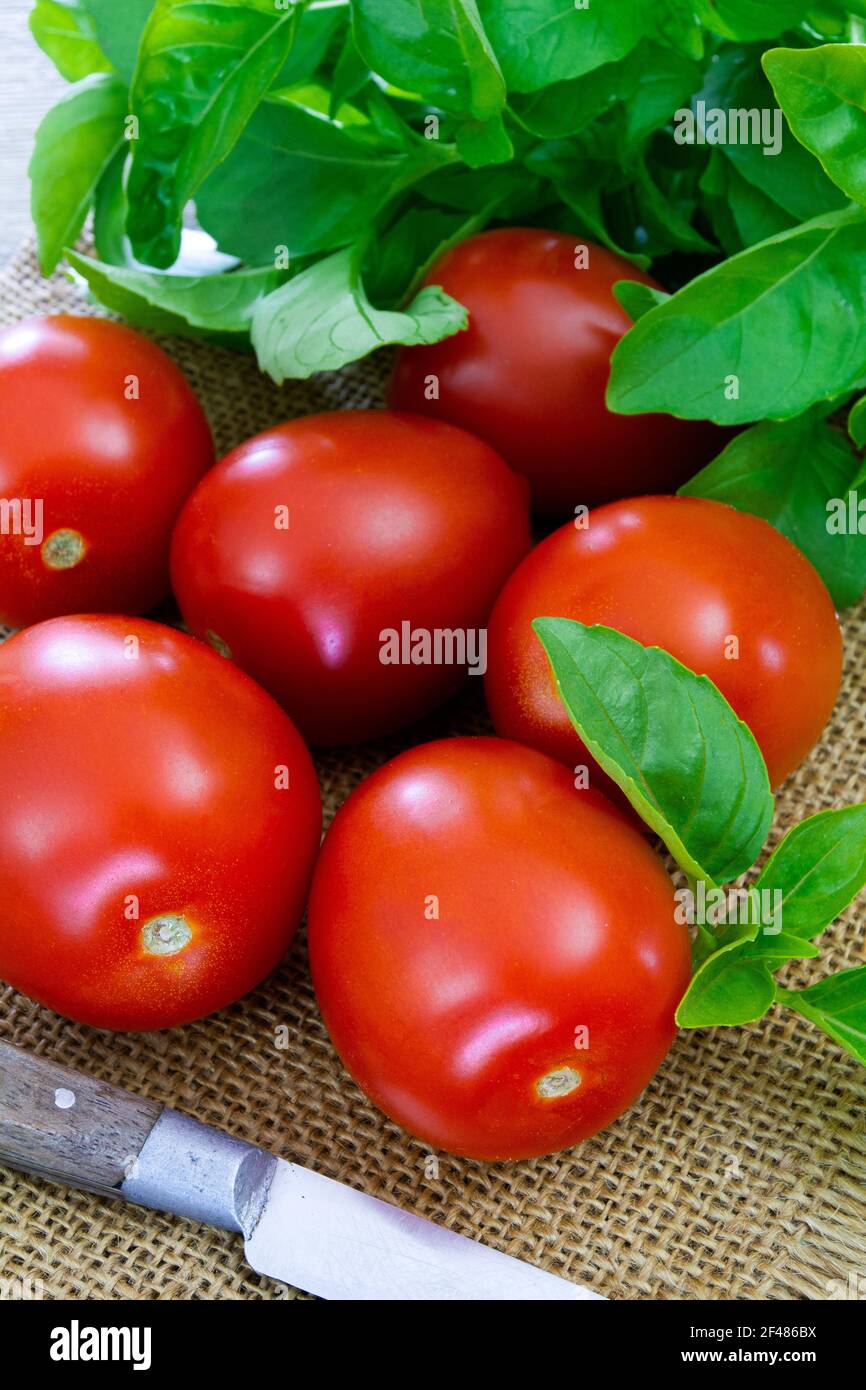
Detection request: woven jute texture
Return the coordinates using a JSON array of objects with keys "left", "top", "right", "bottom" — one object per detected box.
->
[{"left": 0, "top": 240, "right": 864, "bottom": 1303}]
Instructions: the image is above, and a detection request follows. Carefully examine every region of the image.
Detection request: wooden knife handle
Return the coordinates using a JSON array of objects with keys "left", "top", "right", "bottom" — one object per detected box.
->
[{"left": 0, "top": 1041, "right": 163, "bottom": 1198}]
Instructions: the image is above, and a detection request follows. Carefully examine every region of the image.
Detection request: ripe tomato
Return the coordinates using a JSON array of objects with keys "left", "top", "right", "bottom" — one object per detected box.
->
[
  {"left": 308, "top": 737, "right": 690, "bottom": 1161},
  {"left": 389, "top": 228, "right": 721, "bottom": 517},
  {"left": 0, "top": 616, "right": 321, "bottom": 1030},
  {"left": 0, "top": 315, "right": 213, "bottom": 629},
  {"left": 171, "top": 410, "right": 531, "bottom": 747},
  {"left": 486, "top": 496, "right": 844, "bottom": 791}
]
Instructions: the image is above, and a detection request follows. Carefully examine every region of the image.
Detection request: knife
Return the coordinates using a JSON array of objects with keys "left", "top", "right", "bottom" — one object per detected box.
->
[{"left": 0, "top": 1041, "right": 602, "bottom": 1301}]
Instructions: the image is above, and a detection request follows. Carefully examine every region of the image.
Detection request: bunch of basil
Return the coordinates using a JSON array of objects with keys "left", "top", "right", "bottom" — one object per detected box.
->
[{"left": 27, "top": 0, "right": 866, "bottom": 605}]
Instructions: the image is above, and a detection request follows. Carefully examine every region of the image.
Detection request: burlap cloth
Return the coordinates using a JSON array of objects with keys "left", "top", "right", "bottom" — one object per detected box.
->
[{"left": 0, "top": 239, "right": 863, "bottom": 1303}]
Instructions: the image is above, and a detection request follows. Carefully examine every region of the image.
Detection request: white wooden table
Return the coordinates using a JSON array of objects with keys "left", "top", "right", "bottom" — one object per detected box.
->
[{"left": 0, "top": 0, "right": 65, "bottom": 264}]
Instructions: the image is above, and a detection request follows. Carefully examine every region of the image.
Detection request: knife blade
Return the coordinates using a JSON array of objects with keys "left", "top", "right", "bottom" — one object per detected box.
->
[
  {"left": 0, "top": 1042, "right": 602, "bottom": 1301},
  {"left": 243, "top": 1155, "right": 597, "bottom": 1300}
]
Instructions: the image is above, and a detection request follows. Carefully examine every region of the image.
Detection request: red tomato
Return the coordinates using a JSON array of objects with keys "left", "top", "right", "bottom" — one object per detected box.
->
[
  {"left": 0, "top": 315, "right": 213, "bottom": 628},
  {"left": 308, "top": 737, "right": 690, "bottom": 1161},
  {"left": 389, "top": 228, "right": 721, "bottom": 517},
  {"left": 0, "top": 616, "right": 321, "bottom": 1030},
  {"left": 171, "top": 410, "right": 531, "bottom": 746},
  {"left": 486, "top": 497, "right": 844, "bottom": 791}
]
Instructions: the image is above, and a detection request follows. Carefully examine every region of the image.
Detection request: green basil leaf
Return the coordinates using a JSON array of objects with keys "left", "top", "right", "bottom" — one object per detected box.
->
[
  {"left": 510, "top": 41, "right": 698, "bottom": 145},
  {"left": 361, "top": 87, "right": 429, "bottom": 150},
  {"left": 533, "top": 619, "right": 774, "bottom": 886},
  {"left": 677, "top": 924, "right": 823, "bottom": 1029},
  {"left": 417, "top": 164, "right": 550, "bottom": 224},
  {"left": 250, "top": 244, "right": 468, "bottom": 382},
  {"left": 491, "top": 0, "right": 698, "bottom": 91},
  {"left": 127, "top": 0, "right": 301, "bottom": 268},
  {"left": 275, "top": 3, "right": 342, "bottom": 87},
  {"left": 196, "top": 100, "right": 448, "bottom": 264},
  {"left": 698, "top": 150, "right": 747, "bottom": 255},
  {"left": 352, "top": 0, "right": 505, "bottom": 121},
  {"left": 93, "top": 147, "right": 132, "bottom": 264},
  {"left": 722, "top": 159, "right": 798, "bottom": 247},
  {"left": 29, "top": 73, "right": 128, "bottom": 274},
  {"left": 799, "top": 1, "right": 853, "bottom": 34},
  {"left": 29, "top": 0, "right": 111, "bottom": 81},
  {"left": 607, "top": 205, "right": 866, "bottom": 425},
  {"left": 351, "top": 0, "right": 508, "bottom": 163},
  {"left": 365, "top": 205, "right": 488, "bottom": 304},
  {"left": 509, "top": 57, "right": 638, "bottom": 142},
  {"left": 698, "top": 46, "right": 847, "bottom": 226},
  {"left": 764, "top": 44, "right": 866, "bottom": 208},
  {"left": 478, "top": 0, "right": 647, "bottom": 95},
  {"left": 754, "top": 806, "right": 866, "bottom": 940},
  {"left": 67, "top": 248, "right": 284, "bottom": 341},
  {"left": 619, "top": 47, "right": 702, "bottom": 156},
  {"left": 454, "top": 113, "right": 513, "bottom": 168},
  {"left": 694, "top": 81, "right": 842, "bottom": 252},
  {"left": 679, "top": 412, "right": 866, "bottom": 608},
  {"left": 265, "top": 80, "right": 367, "bottom": 126},
  {"left": 778, "top": 966, "right": 866, "bottom": 1065},
  {"left": 633, "top": 159, "right": 715, "bottom": 256},
  {"left": 849, "top": 394, "right": 866, "bottom": 448},
  {"left": 693, "top": 0, "right": 814, "bottom": 40},
  {"left": 677, "top": 950, "right": 777, "bottom": 1028},
  {"left": 651, "top": 1, "right": 706, "bottom": 60},
  {"left": 739, "top": 931, "right": 822, "bottom": 962},
  {"left": 330, "top": 32, "right": 371, "bottom": 117},
  {"left": 613, "top": 281, "right": 671, "bottom": 322},
  {"left": 525, "top": 144, "right": 651, "bottom": 268},
  {"left": 83, "top": 0, "right": 154, "bottom": 82}
]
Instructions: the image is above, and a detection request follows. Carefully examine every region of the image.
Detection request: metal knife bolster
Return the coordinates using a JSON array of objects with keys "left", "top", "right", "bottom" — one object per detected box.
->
[
  {"left": 121, "top": 1110, "right": 278, "bottom": 1237},
  {"left": 0, "top": 1041, "right": 276, "bottom": 1237}
]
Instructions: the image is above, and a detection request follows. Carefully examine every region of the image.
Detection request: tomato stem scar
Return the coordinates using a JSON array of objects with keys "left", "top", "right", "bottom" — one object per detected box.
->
[
  {"left": 41, "top": 529, "right": 87, "bottom": 570},
  {"left": 536, "top": 1067, "right": 582, "bottom": 1099},
  {"left": 142, "top": 914, "right": 192, "bottom": 956}
]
